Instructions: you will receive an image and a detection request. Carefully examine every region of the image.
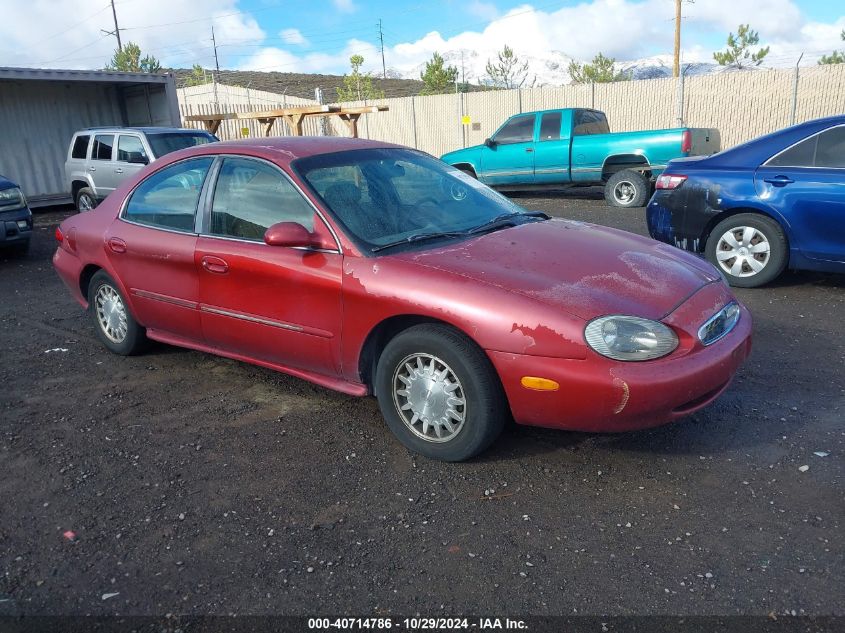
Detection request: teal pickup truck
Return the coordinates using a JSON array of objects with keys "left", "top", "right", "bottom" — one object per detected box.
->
[{"left": 441, "top": 108, "right": 719, "bottom": 208}]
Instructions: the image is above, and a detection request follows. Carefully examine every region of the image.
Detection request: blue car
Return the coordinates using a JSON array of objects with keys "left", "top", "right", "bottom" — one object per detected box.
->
[
  {"left": 647, "top": 115, "right": 845, "bottom": 287},
  {"left": 0, "top": 174, "right": 32, "bottom": 253}
]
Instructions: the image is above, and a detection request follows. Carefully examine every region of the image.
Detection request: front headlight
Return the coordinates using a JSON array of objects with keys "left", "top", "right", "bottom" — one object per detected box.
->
[
  {"left": 584, "top": 315, "right": 678, "bottom": 361},
  {"left": 0, "top": 187, "right": 26, "bottom": 210}
]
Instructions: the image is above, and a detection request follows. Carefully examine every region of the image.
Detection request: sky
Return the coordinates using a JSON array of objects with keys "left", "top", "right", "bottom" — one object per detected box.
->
[{"left": 0, "top": 0, "right": 843, "bottom": 79}]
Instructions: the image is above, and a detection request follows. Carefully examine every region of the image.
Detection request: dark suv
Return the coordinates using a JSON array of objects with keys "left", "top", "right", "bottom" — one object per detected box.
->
[{"left": 0, "top": 174, "right": 32, "bottom": 253}]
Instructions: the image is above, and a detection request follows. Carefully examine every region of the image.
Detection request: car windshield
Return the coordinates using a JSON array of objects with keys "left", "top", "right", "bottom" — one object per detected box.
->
[
  {"left": 147, "top": 132, "right": 216, "bottom": 158},
  {"left": 294, "top": 148, "right": 535, "bottom": 251}
]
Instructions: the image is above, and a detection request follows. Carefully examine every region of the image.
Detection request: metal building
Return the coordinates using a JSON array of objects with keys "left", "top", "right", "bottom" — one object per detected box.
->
[{"left": 0, "top": 67, "right": 180, "bottom": 207}]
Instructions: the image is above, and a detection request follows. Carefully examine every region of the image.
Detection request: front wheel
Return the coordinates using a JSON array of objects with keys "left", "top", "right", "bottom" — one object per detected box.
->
[
  {"left": 374, "top": 324, "right": 507, "bottom": 461},
  {"left": 88, "top": 271, "right": 147, "bottom": 355},
  {"left": 705, "top": 213, "right": 788, "bottom": 288},
  {"left": 605, "top": 169, "right": 650, "bottom": 208}
]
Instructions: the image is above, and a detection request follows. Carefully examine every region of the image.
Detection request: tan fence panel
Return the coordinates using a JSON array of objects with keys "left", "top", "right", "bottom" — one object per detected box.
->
[
  {"left": 794, "top": 64, "right": 845, "bottom": 122},
  {"left": 462, "top": 89, "right": 520, "bottom": 150}
]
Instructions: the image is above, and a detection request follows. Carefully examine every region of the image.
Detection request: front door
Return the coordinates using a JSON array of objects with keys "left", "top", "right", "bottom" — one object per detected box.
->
[
  {"left": 196, "top": 157, "right": 343, "bottom": 375},
  {"left": 105, "top": 156, "right": 215, "bottom": 341},
  {"left": 755, "top": 125, "right": 845, "bottom": 263},
  {"left": 114, "top": 134, "right": 150, "bottom": 186},
  {"left": 479, "top": 113, "right": 536, "bottom": 186}
]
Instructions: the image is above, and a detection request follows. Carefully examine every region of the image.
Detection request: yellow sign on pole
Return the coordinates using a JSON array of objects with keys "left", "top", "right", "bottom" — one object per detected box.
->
[
  {"left": 461, "top": 115, "right": 471, "bottom": 125},
  {"left": 241, "top": 127, "right": 250, "bottom": 137}
]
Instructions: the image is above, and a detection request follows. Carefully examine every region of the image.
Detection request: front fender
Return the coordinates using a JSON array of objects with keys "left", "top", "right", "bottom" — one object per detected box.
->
[{"left": 441, "top": 146, "right": 482, "bottom": 172}]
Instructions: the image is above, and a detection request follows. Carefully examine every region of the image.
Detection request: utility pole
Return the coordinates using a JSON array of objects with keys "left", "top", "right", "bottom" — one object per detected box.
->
[
  {"left": 101, "top": 0, "right": 122, "bottom": 51},
  {"left": 673, "top": 0, "right": 681, "bottom": 78},
  {"left": 377, "top": 19, "right": 386, "bottom": 79},
  {"left": 211, "top": 26, "right": 220, "bottom": 74}
]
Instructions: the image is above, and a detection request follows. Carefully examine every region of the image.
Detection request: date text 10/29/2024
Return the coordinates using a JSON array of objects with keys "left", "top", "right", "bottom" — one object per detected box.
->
[{"left": 308, "top": 618, "right": 528, "bottom": 630}]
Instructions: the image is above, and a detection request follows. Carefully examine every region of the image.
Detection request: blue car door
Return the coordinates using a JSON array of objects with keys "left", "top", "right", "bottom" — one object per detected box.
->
[
  {"left": 755, "top": 125, "right": 845, "bottom": 264},
  {"left": 479, "top": 113, "right": 536, "bottom": 186}
]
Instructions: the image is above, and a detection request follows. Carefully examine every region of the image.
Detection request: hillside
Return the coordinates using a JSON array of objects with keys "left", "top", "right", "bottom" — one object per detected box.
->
[{"left": 171, "top": 68, "right": 426, "bottom": 100}]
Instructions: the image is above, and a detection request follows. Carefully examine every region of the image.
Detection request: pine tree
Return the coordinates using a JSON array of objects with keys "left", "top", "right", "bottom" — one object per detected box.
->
[
  {"left": 336, "top": 55, "right": 385, "bottom": 101},
  {"left": 420, "top": 52, "right": 459, "bottom": 95},
  {"left": 485, "top": 45, "right": 531, "bottom": 89},
  {"left": 567, "top": 53, "right": 630, "bottom": 84},
  {"left": 713, "top": 25, "right": 769, "bottom": 69},
  {"left": 106, "top": 42, "right": 162, "bottom": 73},
  {"left": 819, "top": 30, "right": 845, "bottom": 65}
]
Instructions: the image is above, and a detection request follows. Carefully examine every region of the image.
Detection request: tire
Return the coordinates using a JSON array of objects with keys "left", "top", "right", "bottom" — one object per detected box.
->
[
  {"left": 374, "top": 324, "right": 507, "bottom": 462},
  {"left": 76, "top": 187, "right": 97, "bottom": 212},
  {"left": 705, "top": 213, "right": 788, "bottom": 288},
  {"left": 88, "top": 271, "right": 147, "bottom": 355},
  {"left": 605, "top": 169, "right": 650, "bottom": 208}
]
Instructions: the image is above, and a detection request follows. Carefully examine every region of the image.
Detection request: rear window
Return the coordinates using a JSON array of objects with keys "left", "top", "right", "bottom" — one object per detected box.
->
[
  {"left": 539, "top": 112, "right": 562, "bottom": 141},
  {"left": 71, "top": 135, "right": 90, "bottom": 159},
  {"left": 92, "top": 134, "right": 114, "bottom": 161},
  {"left": 147, "top": 133, "right": 215, "bottom": 158},
  {"left": 766, "top": 126, "right": 845, "bottom": 168}
]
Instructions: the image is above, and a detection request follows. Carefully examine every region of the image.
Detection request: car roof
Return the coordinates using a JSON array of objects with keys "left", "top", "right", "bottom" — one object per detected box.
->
[
  {"left": 159, "top": 136, "right": 406, "bottom": 165},
  {"left": 78, "top": 127, "right": 211, "bottom": 134}
]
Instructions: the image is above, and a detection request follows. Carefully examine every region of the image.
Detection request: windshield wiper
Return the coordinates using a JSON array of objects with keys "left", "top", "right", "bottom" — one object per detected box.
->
[
  {"left": 467, "top": 210, "right": 550, "bottom": 235},
  {"left": 371, "top": 231, "right": 468, "bottom": 253}
]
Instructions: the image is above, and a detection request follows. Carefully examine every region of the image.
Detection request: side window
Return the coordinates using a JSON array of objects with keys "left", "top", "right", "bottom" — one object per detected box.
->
[
  {"left": 574, "top": 111, "right": 608, "bottom": 136},
  {"left": 493, "top": 115, "right": 535, "bottom": 144},
  {"left": 766, "top": 135, "right": 817, "bottom": 168},
  {"left": 123, "top": 157, "right": 213, "bottom": 232},
  {"left": 815, "top": 127, "right": 845, "bottom": 168},
  {"left": 92, "top": 134, "right": 115, "bottom": 161},
  {"left": 210, "top": 158, "right": 315, "bottom": 241},
  {"left": 117, "top": 135, "right": 148, "bottom": 163},
  {"left": 71, "top": 135, "right": 90, "bottom": 159},
  {"left": 539, "top": 112, "right": 562, "bottom": 141}
]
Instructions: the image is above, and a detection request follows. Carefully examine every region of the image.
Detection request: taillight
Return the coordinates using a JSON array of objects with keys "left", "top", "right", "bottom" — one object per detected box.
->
[
  {"left": 681, "top": 130, "right": 692, "bottom": 154},
  {"left": 655, "top": 174, "right": 687, "bottom": 190},
  {"left": 55, "top": 227, "right": 64, "bottom": 242}
]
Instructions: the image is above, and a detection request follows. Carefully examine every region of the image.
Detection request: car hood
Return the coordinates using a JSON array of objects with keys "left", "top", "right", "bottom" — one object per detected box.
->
[
  {"left": 393, "top": 218, "right": 721, "bottom": 321},
  {"left": 0, "top": 174, "right": 17, "bottom": 191}
]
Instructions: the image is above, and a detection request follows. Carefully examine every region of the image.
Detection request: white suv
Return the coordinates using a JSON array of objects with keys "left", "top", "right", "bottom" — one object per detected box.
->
[{"left": 65, "top": 127, "right": 217, "bottom": 211}]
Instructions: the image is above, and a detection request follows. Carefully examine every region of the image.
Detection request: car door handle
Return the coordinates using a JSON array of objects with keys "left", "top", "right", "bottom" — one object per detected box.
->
[
  {"left": 107, "top": 237, "right": 126, "bottom": 254},
  {"left": 88, "top": 166, "right": 96, "bottom": 172},
  {"left": 764, "top": 175, "right": 794, "bottom": 186},
  {"left": 201, "top": 255, "right": 229, "bottom": 274},
  {"left": 525, "top": 148, "right": 534, "bottom": 153},
  {"left": 114, "top": 167, "right": 123, "bottom": 174}
]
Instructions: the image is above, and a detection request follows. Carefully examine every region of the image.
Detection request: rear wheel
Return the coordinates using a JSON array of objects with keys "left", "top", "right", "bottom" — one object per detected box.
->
[
  {"left": 605, "top": 169, "right": 650, "bottom": 208},
  {"left": 76, "top": 187, "right": 97, "bottom": 212},
  {"left": 88, "top": 271, "right": 147, "bottom": 355},
  {"left": 705, "top": 213, "right": 788, "bottom": 288},
  {"left": 374, "top": 324, "right": 507, "bottom": 462}
]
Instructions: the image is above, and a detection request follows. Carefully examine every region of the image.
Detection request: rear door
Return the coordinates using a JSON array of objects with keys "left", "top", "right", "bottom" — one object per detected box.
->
[
  {"left": 105, "top": 157, "right": 214, "bottom": 341},
  {"left": 533, "top": 111, "right": 570, "bottom": 184},
  {"left": 195, "top": 157, "right": 344, "bottom": 375},
  {"left": 479, "top": 113, "right": 536, "bottom": 185},
  {"left": 90, "top": 134, "right": 119, "bottom": 199},
  {"left": 755, "top": 124, "right": 845, "bottom": 263}
]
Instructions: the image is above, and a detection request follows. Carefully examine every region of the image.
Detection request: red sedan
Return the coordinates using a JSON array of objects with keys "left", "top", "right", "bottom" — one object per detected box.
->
[{"left": 53, "top": 137, "right": 752, "bottom": 461}]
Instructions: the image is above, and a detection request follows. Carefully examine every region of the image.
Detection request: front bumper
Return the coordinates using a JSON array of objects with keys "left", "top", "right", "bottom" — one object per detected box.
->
[
  {"left": 0, "top": 206, "right": 33, "bottom": 246},
  {"left": 488, "top": 283, "right": 752, "bottom": 432}
]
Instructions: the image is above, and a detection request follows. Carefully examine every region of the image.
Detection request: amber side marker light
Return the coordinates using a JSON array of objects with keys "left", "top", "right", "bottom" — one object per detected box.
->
[{"left": 521, "top": 376, "right": 560, "bottom": 391}]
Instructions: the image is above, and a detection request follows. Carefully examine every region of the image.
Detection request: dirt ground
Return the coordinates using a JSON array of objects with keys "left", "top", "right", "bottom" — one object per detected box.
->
[{"left": 0, "top": 191, "right": 842, "bottom": 618}]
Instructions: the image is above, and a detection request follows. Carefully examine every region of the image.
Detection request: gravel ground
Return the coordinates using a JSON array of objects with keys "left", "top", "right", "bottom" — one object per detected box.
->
[{"left": 0, "top": 192, "right": 842, "bottom": 618}]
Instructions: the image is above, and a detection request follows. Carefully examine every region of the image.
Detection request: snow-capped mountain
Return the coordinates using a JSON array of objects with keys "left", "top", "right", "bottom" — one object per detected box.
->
[{"left": 393, "top": 50, "right": 722, "bottom": 87}]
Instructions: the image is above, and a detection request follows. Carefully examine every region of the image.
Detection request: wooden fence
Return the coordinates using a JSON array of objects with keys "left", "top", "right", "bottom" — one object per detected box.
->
[{"left": 178, "top": 64, "right": 845, "bottom": 156}]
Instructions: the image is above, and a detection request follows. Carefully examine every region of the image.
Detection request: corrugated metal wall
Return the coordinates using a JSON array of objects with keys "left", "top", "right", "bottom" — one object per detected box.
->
[
  {"left": 180, "top": 65, "right": 845, "bottom": 159},
  {"left": 0, "top": 79, "right": 175, "bottom": 201}
]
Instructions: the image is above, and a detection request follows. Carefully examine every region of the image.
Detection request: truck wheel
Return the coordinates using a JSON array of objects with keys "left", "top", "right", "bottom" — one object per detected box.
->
[
  {"left": 76, "top": 188, "right": 97, "bottom": 212},
  {"left": 605, "top": 170, "right": 650, "bottom": 208},
  {"left": 705, "top": 213, "right": 787, "bottom": 288}
]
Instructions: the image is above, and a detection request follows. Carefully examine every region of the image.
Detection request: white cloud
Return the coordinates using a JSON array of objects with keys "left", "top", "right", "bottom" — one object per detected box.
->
[
  {"left": 280, "top": 28, "right": 308, "bottom": 46},
  {"left": 239, "top": 39, "right": 380, "bottom": 74},
  {"left": 333, "top": 0, "right": 357, "bottom": 14},
  {"left": 467, "top": 1, "right": 499, "bottom": 21},
  {"left": 0, "top": 0, "right": 264, "bottom": 70}
]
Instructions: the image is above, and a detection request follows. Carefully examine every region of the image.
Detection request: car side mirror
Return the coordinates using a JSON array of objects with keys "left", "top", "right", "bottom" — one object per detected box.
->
[
  {"left": 264, "top": 222, "right": 315, "bottom": 248},
  {"left": 484, "top": 138, "right": 496, "bottom": 148},
  {"left": 129, "top": 152, "right": 149, "bottom": 165}
]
